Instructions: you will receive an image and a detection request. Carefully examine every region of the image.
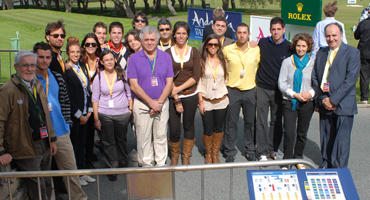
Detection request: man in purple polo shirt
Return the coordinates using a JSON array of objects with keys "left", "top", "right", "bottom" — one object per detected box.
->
[{"left": 127, "top": 26, "right": 174, "bottom": 167}]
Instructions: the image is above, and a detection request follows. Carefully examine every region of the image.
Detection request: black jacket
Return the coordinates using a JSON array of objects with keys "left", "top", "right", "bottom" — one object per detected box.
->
[{"left": 355, "top": 18, "right": 370, "bottom": 59}]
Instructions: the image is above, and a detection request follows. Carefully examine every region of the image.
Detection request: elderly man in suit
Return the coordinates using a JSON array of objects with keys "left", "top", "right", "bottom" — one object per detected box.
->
[{"left": 312, "top": 23, "right": 360, "bottom": 168}]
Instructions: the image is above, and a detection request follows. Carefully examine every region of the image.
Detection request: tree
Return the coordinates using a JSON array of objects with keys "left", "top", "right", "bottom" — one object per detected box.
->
[
  {"left": 222, "top": 0, "right": 228, "bottom": 11},
  {"left": 2, "top": 0, "right": 15, "bottom": 9},
  {"left": 231, "top": 0, "right": 236, "bottom": 9},
  {"left": 239, "top": 0, "right": 281, "bottom": 9},
  {"left": 166, "top": 0, "right": 177, "bottom": 15},
  {"left": 143, "top": 0, "right": 150, "bottom": 12},
  {"left": 64, "top": 0, "right": 73, "bottom": 12},
  {"left": 129, "top": 0, "right": 135, "bottom": 12},
  {"left": 111, "top": 0, "right": 135, "bottom": 18},
  {"left": 178, "top": 0, "right": 184, "bottom": 11}
]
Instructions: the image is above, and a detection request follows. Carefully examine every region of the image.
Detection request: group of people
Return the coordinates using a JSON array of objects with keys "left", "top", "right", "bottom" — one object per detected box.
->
[{"left": 0, "top": 2, "right": 363, "bottom": 199}]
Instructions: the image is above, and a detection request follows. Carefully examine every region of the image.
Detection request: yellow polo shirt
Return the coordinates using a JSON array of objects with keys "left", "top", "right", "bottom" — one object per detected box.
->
[{"left": 223, "top": 42, "right": 260, "bottom": 90}]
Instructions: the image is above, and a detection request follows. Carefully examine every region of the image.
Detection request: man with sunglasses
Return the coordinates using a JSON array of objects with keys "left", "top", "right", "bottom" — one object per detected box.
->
[
  {"left": 222, "top": 23, "right": 260, "bottom": 163},
  {"left": 45, "top": 20, "right": 67, "bottom": 80},
  {"left": 132, "top": 11, "right": 149, "bottom": 30},
  {"left": 107, "top": 22, "right": 129, "bottom": 70},
  {"left": 157, "top": 18, "right": 172, "bottom": 51}
]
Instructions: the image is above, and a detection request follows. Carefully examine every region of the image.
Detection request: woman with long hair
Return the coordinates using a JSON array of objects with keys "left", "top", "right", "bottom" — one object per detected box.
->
[
  {"left": 198, "top": 34, "right": 229, "bottom": 164},
  {"left": 124, "top": 29, "right": 142, "bottom": 55},
  {"left": 92, "top": 50, "right": 133, "bottom": 181},
  {"left": 165, "top": 21, "right": 201, "bottom": 165},
  {"left": 278, "top": 32, "right": 315, "bottom": 170}
]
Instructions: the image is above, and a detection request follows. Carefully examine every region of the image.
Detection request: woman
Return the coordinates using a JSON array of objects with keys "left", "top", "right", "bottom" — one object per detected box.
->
[
  {"left": 92, "top": 50, "right": 133, "bottom": 181},
  {"left": 81, "top": 33, "right": 102, "bottom": 169},
  {"left": 198, "top": 34, "right": 229, "bottom": 164},
  {"left": 65, "top": 37, "right": 96, "bottom": 185},
  {"left": 278, "top": 32, "right": 315, "bottom": 170},
  {"left": 165, "top": 21, "right": 201, "bottom": 166},
  {"left": 124, "top": 29, "right": 142, "bottom": 55}
]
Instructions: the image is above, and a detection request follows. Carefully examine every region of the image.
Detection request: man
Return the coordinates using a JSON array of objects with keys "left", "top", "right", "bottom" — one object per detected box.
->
[
  {"left": 0, "top": 50, "right": 57, "bottom": 200},
  {"left": 127, "top": 26, "right": 174, "bottom": 167},
  {"left": 132, "top": 11, "right": 149, "bottom": 30},
  {"left": 312, "top": 23, "right": 360, "bottom": 168},
  {"left": 45, "top": 20, "right": 67, "bottom": 79},
  {"left": 355, "top": 10, "right": 370, "bottom": 103},
  {"left": 223, "top": 23, "right": 260, "bottom": 162},
  {"left": 107, "top": 22, "right": 129, "bottom": 70},
  {"left": 312, "top": 1, "right": 347, "bottom": 59},
  {"left": 199, "top": 16, "right": 235, "bottom": 52},
  {"left": 157, "top": 18, "right": 172, "bottom": 51},
  {"left": 93, "top": 21, "right": 108, "bottom": 50},
  {"left": 255, "top": 17, "right": 292, "bottom": 161},
  {"left": 34, "top": 42, "right": 88, "bottom": 199},
  {"left": 202, "top": 7, "right": 233, "bottom": 42}
]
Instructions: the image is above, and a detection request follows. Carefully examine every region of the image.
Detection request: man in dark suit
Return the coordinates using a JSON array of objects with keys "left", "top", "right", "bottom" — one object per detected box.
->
[{"left": 312, "top": 22, "right": 361, "bottom": 168}]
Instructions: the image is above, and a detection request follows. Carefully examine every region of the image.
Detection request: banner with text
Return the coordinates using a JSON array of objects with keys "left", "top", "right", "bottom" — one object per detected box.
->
[
  {"left": 187, "top": 7, "right": 242, "bottom": 41},
  {"left": 281, "top": 0, "right": 322, "bottom": 27}
]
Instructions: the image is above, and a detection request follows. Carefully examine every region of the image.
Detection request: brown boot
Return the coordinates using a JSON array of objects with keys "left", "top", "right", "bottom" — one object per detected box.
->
[
  {"left": 182, "top": 138, "right": 196, "bottom": 165},
  {"left": 168, "top": 139, "right": 180, "bottom": 166},
  {"left": 212, "top": 132, "right": 224, "bottom": 163},
  {"left": 202, "top": 134, "right": 212, "bottom": 164}
]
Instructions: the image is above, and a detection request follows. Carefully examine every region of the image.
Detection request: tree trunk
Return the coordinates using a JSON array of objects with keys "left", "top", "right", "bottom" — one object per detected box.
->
[
  {"left": 129, "top": 0, "right": 135, "bottom": 13},
  {"left": 166, "top": 0, "right": 176, "bottom": 15},
  {"left": 190, "top": 0, "right": 194, "bottom": 7},
  {"left": 123, "top": 0, "right": 134, "bottom": 18},
  {"left": 231, "top": 0, "right": 235, "bottom": 9},
  {"left": 201, "top": 0, "right": 205, "bottom": 8},
  {"left": 64, "top": 0, "right": 72, "bottom": 12},
  {"left": 19, "top": 0, "right": 24, "bottom": 6},
  {"left": 54, "top": 0, "right": 60, "bottom": 11},
  {"left": 143, "top": 0, "right": 150, "bottom": 13},
  {"left": 47, "top": 0, "right": 52, "bottom": 9},
  {"left": 171, "top": 0, "right": 175, "bottom": 7},
  {"left": 3, "top": 0, "right": 15, "bottom": 9},
  {"left": 178, "top": 0, "right": 183, "bottom": 11},
  {"left": 154, "top": 0, "right": 161, "bottom": 13},
  {"left": 25, "top": 0, "right": 29, "bottom": 8},
  {"left": 222, "top": 0, "right": 228, "bottom": 11}
]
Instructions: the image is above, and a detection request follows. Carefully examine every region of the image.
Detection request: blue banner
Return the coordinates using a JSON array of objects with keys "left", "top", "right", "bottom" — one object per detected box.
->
[{"left": 187, "top": 7, "right": 242, "bottom": 41}]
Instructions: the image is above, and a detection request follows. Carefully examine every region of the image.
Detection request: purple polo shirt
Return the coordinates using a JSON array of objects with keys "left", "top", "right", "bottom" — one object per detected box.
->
[{"left": 127, "top": 48, "right": 174, "bottom": 100}]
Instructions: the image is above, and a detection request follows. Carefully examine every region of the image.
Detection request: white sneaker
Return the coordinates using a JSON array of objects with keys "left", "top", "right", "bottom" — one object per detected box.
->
[
  {"left": 259, "top": 155, "right": 268, "bottom": 161},
  {"left": 270, "top": 152, "right": 283, "bottom": 160},
  {"left": 79, "top": 177, "right": 88, "bottom": 186},
  {"left": 81, "top": 175, "right": 96, "bottom": 183}
]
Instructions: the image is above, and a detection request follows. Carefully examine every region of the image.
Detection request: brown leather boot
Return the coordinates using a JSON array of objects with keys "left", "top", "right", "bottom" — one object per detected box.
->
[
  {"left": 212, "top": 132, "right": 224, "bottom": 163},
  {"left": 182, "top": 138, "right": 196, "bottom": 165},
  {"left": 202, "top": 134, "right": 212, "bottom": 164},
  {"left": 168, "top": 139, "right": 180, "bottom": 166}
]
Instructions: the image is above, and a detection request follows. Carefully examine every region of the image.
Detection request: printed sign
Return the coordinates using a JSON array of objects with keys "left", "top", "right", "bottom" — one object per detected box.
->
[{"left": 281, "top": 0, "right": 322, "bottom": 27}]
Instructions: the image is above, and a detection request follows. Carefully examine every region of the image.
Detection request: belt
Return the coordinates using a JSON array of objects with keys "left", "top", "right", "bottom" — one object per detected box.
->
[
  {"left": 180, "top": 89, "right": 196, "bottom": 95},
  {"left": 203, "top": 95, "right": 227, "bottom": 104}
]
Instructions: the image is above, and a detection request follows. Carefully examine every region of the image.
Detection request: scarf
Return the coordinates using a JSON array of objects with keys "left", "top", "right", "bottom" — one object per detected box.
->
[{"left": 291, "top": 53, "right": 309, "bottom": 111}]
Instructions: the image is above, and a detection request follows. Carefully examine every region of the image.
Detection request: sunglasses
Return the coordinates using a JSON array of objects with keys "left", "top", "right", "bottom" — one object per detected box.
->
[
  {"left": 50, "top": 34, "right": 66, "bottom": 39},
  {"left": 207, "top": 43, "right": 219, "bottom": 48},
  {"left": 135, "top": 19, "right": 147, "bottom": 23},
  {"left": 159, "top": 28, "right": 171, "bottom": 32},
  {"left": 84, "top": 43, "right": 97, "bottom": 47}
]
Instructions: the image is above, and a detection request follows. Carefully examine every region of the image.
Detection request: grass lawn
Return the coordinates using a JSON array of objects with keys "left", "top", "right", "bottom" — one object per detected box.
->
[{"left": 0, "top": 0, "right": 368, "bottom": 99}]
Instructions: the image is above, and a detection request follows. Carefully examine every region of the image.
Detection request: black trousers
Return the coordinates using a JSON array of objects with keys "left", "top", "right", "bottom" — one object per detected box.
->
[
  {"left": 256, "top": 86, "right": 283, "bottom": 156},
  {"left": 282, "top": 100, "right": 314, "bottom": 160},
  {"left": 169, "top": 95, "right": 198, "bottom": 143},
  {"left": 70, "top": 116, "right": 88, "bottom": 169},
  {"left": 85, "top": 115, "right": 95, "bottom": 166},
  {"left": 224, "top": 87, "right": 256, "bottom": 157},
  {"left": 201, "top": 107, "right": 227, "bottom": 136},
  {"left": 359, "top": 58, "right": 370, "bottom": 101}
]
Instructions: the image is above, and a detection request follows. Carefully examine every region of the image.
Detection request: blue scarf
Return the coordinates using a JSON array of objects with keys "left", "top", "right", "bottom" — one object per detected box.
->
[{"left": 291, "top": 53, "right": 309, "bottom": 111}]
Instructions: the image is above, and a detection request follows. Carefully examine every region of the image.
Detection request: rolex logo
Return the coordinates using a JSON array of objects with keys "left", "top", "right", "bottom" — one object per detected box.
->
[{"left": 297, "top": 3, "right": 303, "bottom": 12}]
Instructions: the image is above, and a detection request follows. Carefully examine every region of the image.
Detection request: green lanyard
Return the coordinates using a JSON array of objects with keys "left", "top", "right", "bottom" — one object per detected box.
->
[
  {"left": 16, "top": 74, "right": 44, "bottom": 124},
  {"left": 146, "top": 51, "right": 157, "bottom": 76}
]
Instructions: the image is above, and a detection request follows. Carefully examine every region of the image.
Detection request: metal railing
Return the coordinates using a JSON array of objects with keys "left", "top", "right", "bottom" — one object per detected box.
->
[{"left": 0, "top": 159, "right": 317, "bottom": 200}]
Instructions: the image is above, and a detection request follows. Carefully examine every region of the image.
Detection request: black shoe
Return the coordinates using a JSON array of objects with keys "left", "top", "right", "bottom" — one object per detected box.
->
[
  {"left": 108, "top": 175, "right": 117, "bottom": 182},
  {"left": 245, "top": 153, "right": 256, "bottom": 161},
  {"left": 225, "top": 156, "right": 234, "bottom": 163}
]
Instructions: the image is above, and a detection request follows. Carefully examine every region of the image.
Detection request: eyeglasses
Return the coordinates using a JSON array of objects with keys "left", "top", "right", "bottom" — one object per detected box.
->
[
  {"left": 19, "top": 63, "right": 36, "bottom": 69},
  {"left": 135, "top": 19, "right": 147, "bottom": 23},
  {"left": 207, "top": 43, "right": 219, "bottom": 48},
  {"left": 84, "top": 43, "right": 97, "bottom": 47},
  {"left": 159, "top": 28, "right": 171, "bottom": 32},
  {"left": 50, "top": 34, "right": 66, "bottom": 39}
]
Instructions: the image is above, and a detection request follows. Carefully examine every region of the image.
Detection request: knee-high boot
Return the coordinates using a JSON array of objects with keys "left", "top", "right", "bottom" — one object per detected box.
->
[
  {"left": 182, "top": 138, "right": 196, "bottom": 165},
  {"left": 202, "top": 134, "right": 212, "bottom": 164},
  {"left": 212, "top": 132, "right": 224, "bottom": 163},
  {"left": 168, "top": 139, "right": 181, "bottom": 166}
]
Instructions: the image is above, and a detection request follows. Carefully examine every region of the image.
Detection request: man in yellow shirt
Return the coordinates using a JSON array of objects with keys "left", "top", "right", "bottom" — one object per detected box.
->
[{"left": 222, "top": 23, "right": 260, "bottom": 162}]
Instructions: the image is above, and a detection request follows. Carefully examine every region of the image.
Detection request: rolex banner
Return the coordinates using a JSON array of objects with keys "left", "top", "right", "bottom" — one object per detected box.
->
[{"left": 281, "top": 0, "right": 322, "bottom": 27}]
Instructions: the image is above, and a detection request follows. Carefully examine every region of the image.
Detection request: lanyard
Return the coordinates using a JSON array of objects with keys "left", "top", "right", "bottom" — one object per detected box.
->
[
  {"left": 174, "top": 44, "right": 188, "bottom": 71},
  {"left": 35, "top": 72, "right": 49, "bottom": 97},
  {"left": 160, "top": 40, "right": 171, "bottom": 51},
  {"left": 57, "top": 54, "right": 65, "bottom": 73},
  {"left": 70, "top": 62, "right": 87, "bottom": 87},
  {"left": 15, "top": 74, "right": 43, "bottom": 123},
  {"left": 85, "top": 57, "right": 97, "bottom": 81},
  {"left": 104, "top": 70, "right": 116, "bottom": 96},
  {"left": 108, "top": 45, "right": 123, "bottom": 63},
  {"left": 146, "top": 51, "right": 157, "bottom": 76},
  {"left": 208, "top": 56, "right": 219, "bottom": 82},
  {"left": 220, "top": 37, "right": 224, "bottom": 48}
]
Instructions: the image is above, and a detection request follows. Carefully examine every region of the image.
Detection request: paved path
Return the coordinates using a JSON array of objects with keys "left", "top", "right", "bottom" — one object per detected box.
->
[{"left": 60, "top": 107, "right": 370, "bottom": 200}]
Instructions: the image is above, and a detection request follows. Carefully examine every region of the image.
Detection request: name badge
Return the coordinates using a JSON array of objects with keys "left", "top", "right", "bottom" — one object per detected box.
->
[
  {"left": 48, "top": 102, "right": 53, "bottom": 112},
  {"left": 108, "top": 99, "right": 114, "bottom": 108},
  {"left": 212, "top": 82, "right": 217, "bottom": 91},
  {"left": 151, "top": 77, "right": 158, "bottom": 87},
  {"left": 40, "top": 127, "right": 48, "bottom": 138},
  {"left": 323, "top": 82, "right": 330, "bottom": 92},
  {"left": 240, "top": 69, "right": 245, "bottom": 78}
]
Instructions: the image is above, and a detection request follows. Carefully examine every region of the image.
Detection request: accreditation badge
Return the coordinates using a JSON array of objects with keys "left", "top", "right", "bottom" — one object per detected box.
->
[
  {"left": 323, "top": 82, "right": 330, "bottom": 92},
  {"left": 240, "top": 69, "right": 245, "bottom": 78},
  {"left": 151, "top": 77, "right": 158, "bottom": 87},
  {"left": 212, "top": 82, "right": 217, "bottom": 91},
  {"left": 48, "top": 102, "right": 53, "bottom": 112},
  {"left": 40, "top": 127, "right": 48, "bottom": 138},
  {"left": 108, "top": 99, "right": 114, "bottom": 108}
]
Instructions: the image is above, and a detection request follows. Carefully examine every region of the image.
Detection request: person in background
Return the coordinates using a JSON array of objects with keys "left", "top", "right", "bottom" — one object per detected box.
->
[
  {"left": 124, "top": 29, "right": 142, "bottom": 56},
  {"left": 165, "top": 21, "right": 201, "bottom": 166},
  {"left": 278, "top": 33, "right": 315, "bottom": 170},
  {"left": 65, "top": 37, "right": 96, "bottom": 185},
  {"left": 93, "top": 22, "right": 108, "bottom": 50},
  {"left": 198, "top": 34, "right": 229, "bottom": 164},
  {"left": 107, "top": 22, "right": 129, "bottom": 70},
  {"left": 157, "top": 18, "right": 173, "bottom": 51},
  {"left": 311, "top": 1, "right": 347, "bottom": 59},
  {"left": 92, "top": 50, "right": 133, "bottom": 181},
  {"left": 202, "top": 7, "right": 233, "bottom": 42},
  {"left": 132, "top": 11, "right": 149, "bottom": 30}
]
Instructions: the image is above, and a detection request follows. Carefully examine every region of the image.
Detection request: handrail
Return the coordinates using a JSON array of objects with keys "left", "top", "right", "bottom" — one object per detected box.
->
[
  {"left": 0, "top": 49, "right": 66, "bottom": 52},
  {"left": 0, "top": 159, "right": 317, "bottom": 178}
]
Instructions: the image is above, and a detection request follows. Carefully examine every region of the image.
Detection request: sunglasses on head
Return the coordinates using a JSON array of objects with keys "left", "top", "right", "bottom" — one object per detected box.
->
[
  {"left": 207, "top": 43, "right": 219, "bottom": 47},
  {"left": 159, "top": 28, "right": 171, "bottom": 32},
  {"left": 50, "top": 34, "right": 66, "bottom": 39},
  {"left": 135, "top": 19, "right": 146, "bottom": 23},
  {"left": 84, "top": 43, "right": 97, "bottom": 47}
]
